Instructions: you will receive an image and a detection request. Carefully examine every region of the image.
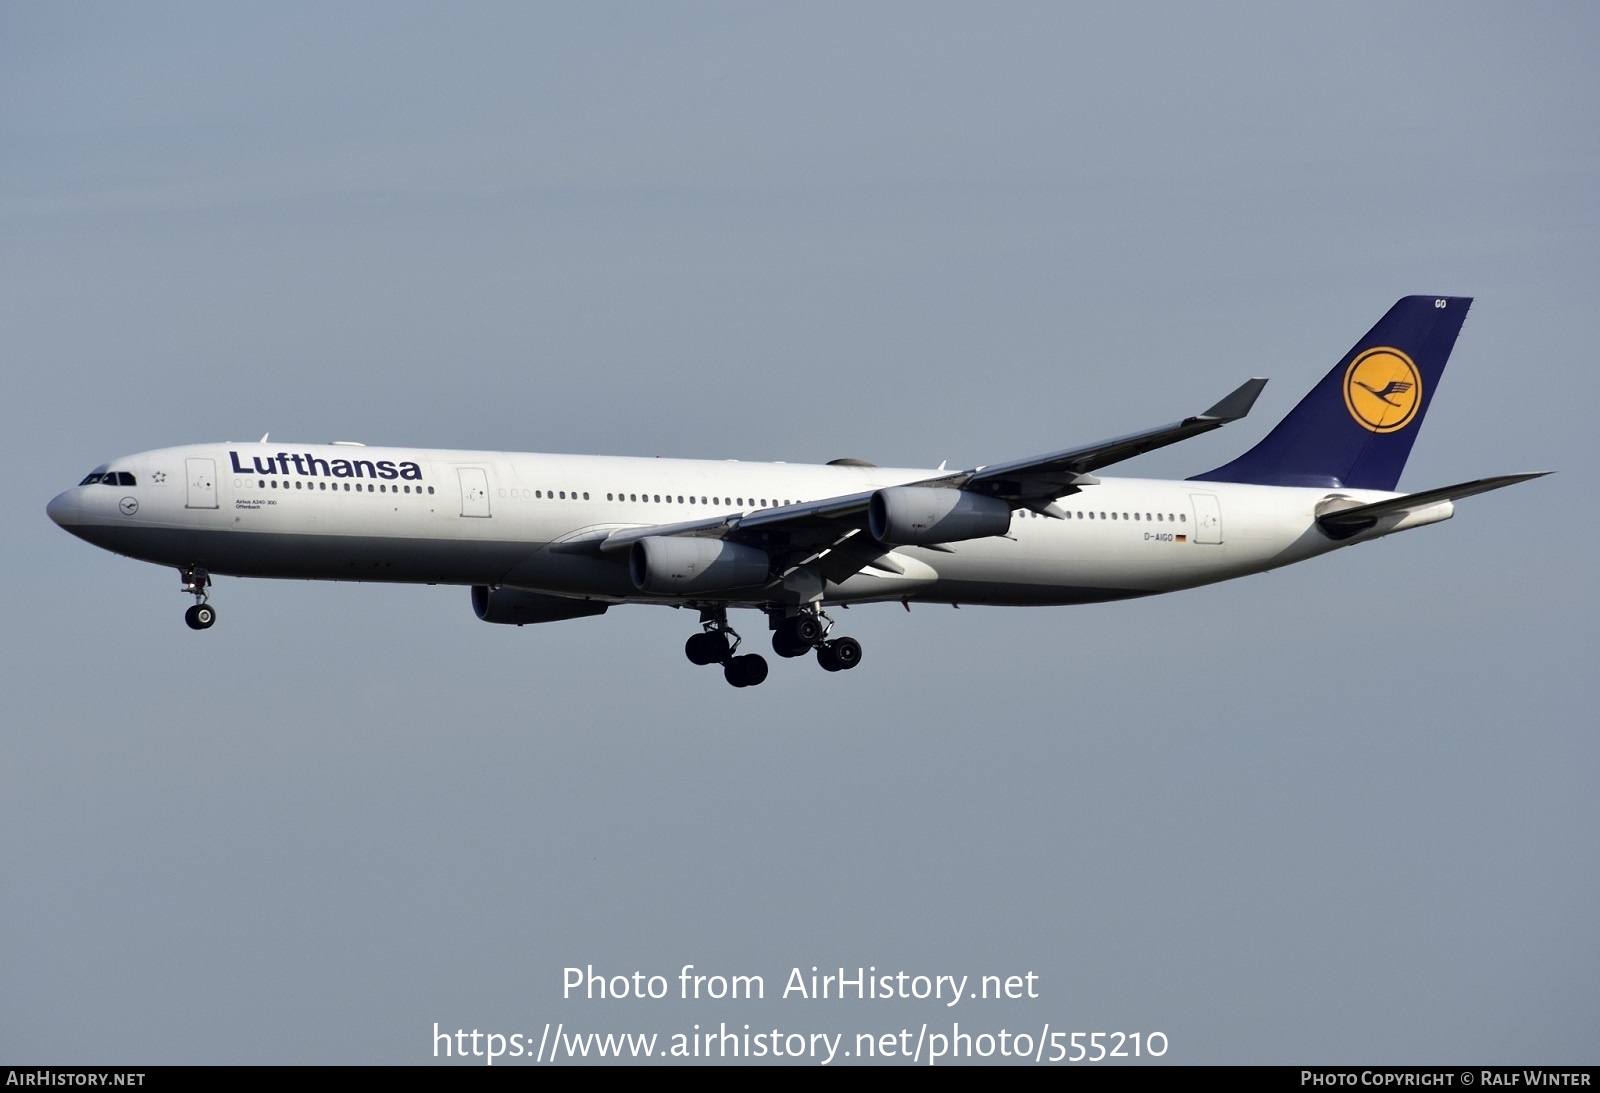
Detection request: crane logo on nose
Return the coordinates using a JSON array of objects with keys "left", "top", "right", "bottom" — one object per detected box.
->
[{"left": 119, "top": 497, "right": 139, "bottom": 516}]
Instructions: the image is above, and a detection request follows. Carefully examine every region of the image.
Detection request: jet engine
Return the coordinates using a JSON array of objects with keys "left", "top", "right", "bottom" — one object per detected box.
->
[
  {"left": 629, "top": 536, "right": 770, "bottom": 594},
  {"left": 471, "top": 585, "right": 609, "bottom": 625},
  {"left": 868, "top": 487, "right": 1013, "bottom": 546}
]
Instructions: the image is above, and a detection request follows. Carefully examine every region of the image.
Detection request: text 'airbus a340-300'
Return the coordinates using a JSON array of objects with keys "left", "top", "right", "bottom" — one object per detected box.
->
[{"left": 49, "top": 296, "right": 1546, "bottom": 687}]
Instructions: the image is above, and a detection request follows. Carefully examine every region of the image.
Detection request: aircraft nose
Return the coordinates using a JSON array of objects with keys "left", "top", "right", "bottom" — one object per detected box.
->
[{"left": 46, "top": 489, "right": 80, "bottom": 528}]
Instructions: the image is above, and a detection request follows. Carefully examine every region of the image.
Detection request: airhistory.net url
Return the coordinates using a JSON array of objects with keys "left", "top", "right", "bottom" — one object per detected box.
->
[{"left": 432, "top": 1022, "right": 1168, "bottom": 1064}]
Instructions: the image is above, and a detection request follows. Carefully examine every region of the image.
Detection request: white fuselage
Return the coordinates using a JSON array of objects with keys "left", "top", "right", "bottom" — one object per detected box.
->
[{"left": 47, "top": 442, "right": 1450, "bottom": 610}]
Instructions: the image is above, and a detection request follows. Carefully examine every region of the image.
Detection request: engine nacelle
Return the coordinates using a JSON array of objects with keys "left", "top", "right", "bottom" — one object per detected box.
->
[
  {"left": 629, "top": 536, "right": 770, "bottom": 594},
  {"left": 471, "top": 585, "right": 609, "bottom": 625},
  {"left": 868, "top": 486, "right": 1013, "bottom": 546}
]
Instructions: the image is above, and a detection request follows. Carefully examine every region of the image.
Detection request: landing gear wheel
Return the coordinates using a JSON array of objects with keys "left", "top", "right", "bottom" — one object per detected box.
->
[
  {"left": 828, "top": 636, "right": 862, "bottom": 670},
  {"left": 686, "top": 631, "right": 730, "bottom": 665},
  {"left": 817, "top": 636, "right": 861, "bottom": 672},
  {"left": 185, "top": 603, "right": 216, "bottom": 630},
  {"left": 723, "top": 654, "right": 769, "bottom": 688},
  {"left": 792, "top": 615, "right": 825, "bottom": 646},
  {"left": 772, "top": 631, "right": 809, "bottom": 658},
  {"left": 774, "top": 613, "right": 826, "bottom": 658}
]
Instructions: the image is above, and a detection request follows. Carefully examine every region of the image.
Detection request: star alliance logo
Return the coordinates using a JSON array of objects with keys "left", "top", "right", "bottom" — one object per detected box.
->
[{"left": 1343, "top": 347, "right": 1422, "bottom": 433}]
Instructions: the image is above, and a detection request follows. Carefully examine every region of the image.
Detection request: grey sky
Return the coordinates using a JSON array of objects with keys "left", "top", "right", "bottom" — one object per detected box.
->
[{"left": 2, "top": 2, "right": 1595, "bottom": 1064}]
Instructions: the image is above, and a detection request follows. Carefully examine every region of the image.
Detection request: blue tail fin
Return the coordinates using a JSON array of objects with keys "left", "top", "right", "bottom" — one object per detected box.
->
[{"left": 1189, "top": 296, "right": 1471, "bottom": 490}]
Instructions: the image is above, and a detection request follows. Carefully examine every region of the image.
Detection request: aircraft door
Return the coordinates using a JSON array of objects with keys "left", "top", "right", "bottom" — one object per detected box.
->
[
  {"left": 1190, "top": 493, "right": 1222, "bottom": 544},
  {"left": 185, "top": 458, "right": 218, "bottom": 509},
  {"left": 458, "top": 467, "right": 491, "bottom": 517}
]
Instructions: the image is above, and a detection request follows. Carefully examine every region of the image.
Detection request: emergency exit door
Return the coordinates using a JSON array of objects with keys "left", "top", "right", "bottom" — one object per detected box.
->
[
  {"left": 1190, "top": 493, "right": 1222, "bottom": 544},
  {"left": 185, "top": 458, "right": 218, "bottom": 509},
  {"left": 458, "top": 467, "right": 491, "bottom": 517}
]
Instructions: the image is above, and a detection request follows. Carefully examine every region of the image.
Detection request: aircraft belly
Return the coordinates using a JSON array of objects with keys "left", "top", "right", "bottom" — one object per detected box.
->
[
  {"left": 892, "top": 528, "right": 1182, "bottom": 605},
  {"left": 72, "top": 524, "right": 539, "bottom": 585},
  {"left": 499, "top": 550, "right": 634, "bottom": 598}
]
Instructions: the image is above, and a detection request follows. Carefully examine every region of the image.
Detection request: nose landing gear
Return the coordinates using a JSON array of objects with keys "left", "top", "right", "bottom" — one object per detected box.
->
[{"left": 180, "top": 565, "right": 216, "bottom": 630}]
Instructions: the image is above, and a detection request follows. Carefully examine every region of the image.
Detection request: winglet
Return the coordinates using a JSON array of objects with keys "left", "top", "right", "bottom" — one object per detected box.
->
[{"left": 1199, "top": 377, "right": 1268, "bottom": 422}]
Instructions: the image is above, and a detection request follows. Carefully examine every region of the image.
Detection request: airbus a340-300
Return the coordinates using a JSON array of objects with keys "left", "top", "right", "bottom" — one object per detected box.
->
[{"left": 49, "top": 296, "right": 1544, "bottom": 687}]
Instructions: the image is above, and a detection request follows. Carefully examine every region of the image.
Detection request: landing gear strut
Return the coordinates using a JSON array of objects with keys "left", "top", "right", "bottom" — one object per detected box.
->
[
  {"left": 180, "top": 565, "right": 216, "bottom": 630},
  {"left": 685, "top": 607, "right": 769, "bottom": 687}
]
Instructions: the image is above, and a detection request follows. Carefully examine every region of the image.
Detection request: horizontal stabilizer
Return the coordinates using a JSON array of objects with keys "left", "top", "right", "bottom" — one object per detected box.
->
[{"left": 1317, "top": 473, "right": 1549, "bottom": 536}]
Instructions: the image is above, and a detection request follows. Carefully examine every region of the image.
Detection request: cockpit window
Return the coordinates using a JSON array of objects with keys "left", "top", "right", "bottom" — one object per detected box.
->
[
  {"left": 89, "top": 471, "right": 136, "bottom": 486},
  {"left": 79, "top": 473, "right": 104, "bottom": 486}
]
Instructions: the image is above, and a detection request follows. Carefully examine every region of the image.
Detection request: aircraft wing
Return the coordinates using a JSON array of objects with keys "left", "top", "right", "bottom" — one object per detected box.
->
[
  {"left": 921, "top": 377, "right": 1267, "bottom": 507},
  {"left": 587, "top": 376, "right": 1268, "bottom": 558}
]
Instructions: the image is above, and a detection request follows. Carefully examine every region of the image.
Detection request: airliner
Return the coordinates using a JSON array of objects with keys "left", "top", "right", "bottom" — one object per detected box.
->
[{"left": 48, "top": 296, "right": 1543, "bottom": 687}]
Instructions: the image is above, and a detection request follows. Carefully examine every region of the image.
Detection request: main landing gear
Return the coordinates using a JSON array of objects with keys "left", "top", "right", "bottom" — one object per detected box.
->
[
  {"left": 772, "top": 610, "right": 863, "bottom": 674},
  {"left": 684, "top": 608, "right": 768, "bottom": 688},
  {"left": 180, "top": 565, "right": 216, "bottom": 630},
  {"left": 685, "top": 606, "right": 864, "bottom": 687}
]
